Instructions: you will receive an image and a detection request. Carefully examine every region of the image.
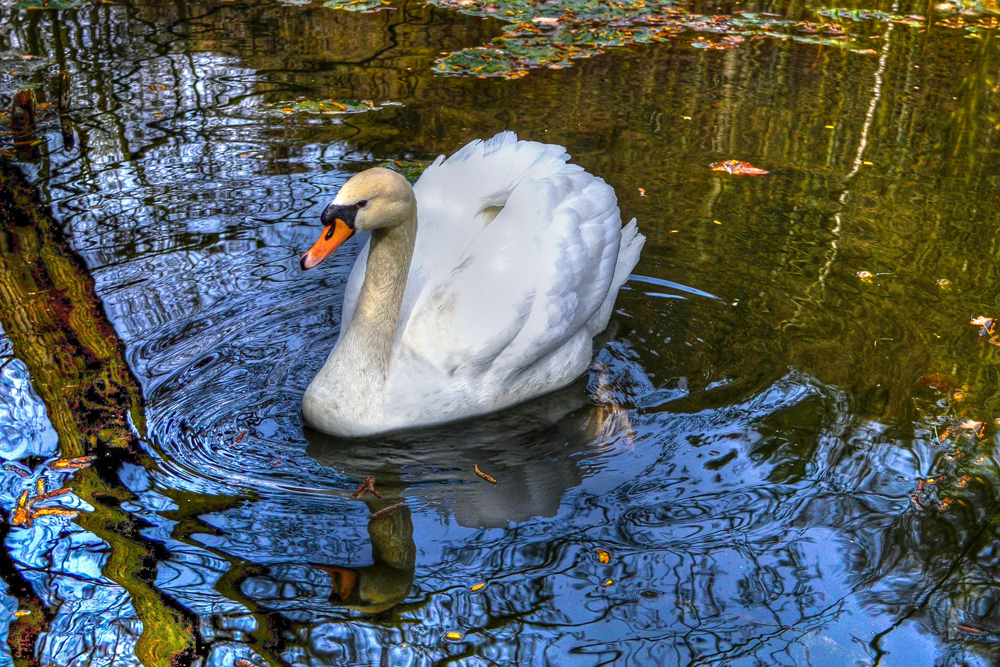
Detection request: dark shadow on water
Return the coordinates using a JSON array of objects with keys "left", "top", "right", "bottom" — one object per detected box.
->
[{"left": 304, "top": 377, "right": 617, "bottom": 528}]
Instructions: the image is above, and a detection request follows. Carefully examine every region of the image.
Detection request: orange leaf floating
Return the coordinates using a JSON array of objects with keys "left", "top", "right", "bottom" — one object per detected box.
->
[
  {"left": 596, "top": 549, "right": 611, "bottom": 564},
  {"left": 47, "top": 455, "right": 96, "bottom": 471},
  {"left": 11, "top": 482, "right": 77, "bottom": 528},
  {"left": 709, "top": 160, "right": 769, "bottom": 176},
  {"left": 474, "top": 465, "right": 497, "bottom": 484},
  {"left": 471, "top": 583, "right": 486, "bottom": 592},
  {"left": 971, "top": 316, "right": 997, "bottom": 341},
  {"left": 960, "top": 420, "right": 987, "bottom": 438},
  {"left": 352, "top": 476, "right": 382, "bottom": 500}
]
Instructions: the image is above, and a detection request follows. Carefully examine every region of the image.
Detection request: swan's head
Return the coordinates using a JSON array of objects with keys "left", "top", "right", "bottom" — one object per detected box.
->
[{"left": 301, "top": 167, "right": 416, "bottom": 271}]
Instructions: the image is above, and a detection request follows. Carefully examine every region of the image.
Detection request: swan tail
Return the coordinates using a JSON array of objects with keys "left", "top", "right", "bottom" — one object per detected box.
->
[{"left": 587, "top": 218, "right": 645, "bottom": 335}]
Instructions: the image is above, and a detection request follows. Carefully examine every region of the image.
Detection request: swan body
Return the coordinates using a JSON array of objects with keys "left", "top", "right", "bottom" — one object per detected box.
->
[{"left": 300, "top": 132, "right": 645, "bottom": 436}]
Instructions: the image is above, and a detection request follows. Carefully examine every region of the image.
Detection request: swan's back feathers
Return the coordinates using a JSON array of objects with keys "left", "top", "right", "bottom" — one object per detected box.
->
[{"left": 390, "top": 133, "right": 645, "bottom": 413}]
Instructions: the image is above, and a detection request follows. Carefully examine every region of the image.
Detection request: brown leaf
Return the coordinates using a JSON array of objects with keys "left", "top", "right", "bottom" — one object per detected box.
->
[
  {"left": 352, "top": 476, "right": 382, "bottom": 499},
  {"left": 31, "top": 508, "right": 78, "bottom": 520},
  {"left": 709, "top": 160, "right": 768, "bottom": 176},
  {"left": 47, "top": 456, "right": 96, "bottom": 471},
  {"left": 368, "top": 502, "right": 406, "bottom": 522},
  {"left": 474, "top": 464, "right": 497, "bottom": 484},
  {"left": 959, "top": 420, "right": 987, "bottom": 438}
]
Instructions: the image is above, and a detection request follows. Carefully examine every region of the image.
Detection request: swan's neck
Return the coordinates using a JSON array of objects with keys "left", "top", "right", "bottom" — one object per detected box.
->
[
  {"left": 340, "top": 218, "right": 416, "bottom": 376},
  {"left": 302, "top": 198, "right": 419, "bottom": 435}
]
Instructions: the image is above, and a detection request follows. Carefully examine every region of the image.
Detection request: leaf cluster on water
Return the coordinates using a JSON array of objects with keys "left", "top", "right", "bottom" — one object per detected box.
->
[
  {"left": 318, "top": 0, "right": 1000, "bottom": 76},
  {"left": 262, "top": 98, "right": 404, "bottom": 116}
]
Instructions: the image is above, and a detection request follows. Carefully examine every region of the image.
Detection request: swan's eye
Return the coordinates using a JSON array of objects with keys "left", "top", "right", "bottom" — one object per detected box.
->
[{"left": 356, "top": 200, "right": 368, "bottom": 209}]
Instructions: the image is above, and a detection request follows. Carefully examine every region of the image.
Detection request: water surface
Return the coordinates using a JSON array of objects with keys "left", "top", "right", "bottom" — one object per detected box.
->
[{"left": 2, "top": 0, "right": 1000, "bottom": 664}]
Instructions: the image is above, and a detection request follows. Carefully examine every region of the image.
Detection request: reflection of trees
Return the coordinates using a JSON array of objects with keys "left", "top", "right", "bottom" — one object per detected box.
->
[
  {"left": 3, "top": 0, "right": 1000, "bottom": 662},
  {"left": 0, "top": 159, "right": 224, "bottom": 666}
]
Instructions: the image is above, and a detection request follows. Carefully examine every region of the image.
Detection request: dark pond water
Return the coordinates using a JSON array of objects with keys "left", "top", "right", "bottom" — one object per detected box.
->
[{"left": 2, "top": 0, "right": 1000, "bottom": 663}]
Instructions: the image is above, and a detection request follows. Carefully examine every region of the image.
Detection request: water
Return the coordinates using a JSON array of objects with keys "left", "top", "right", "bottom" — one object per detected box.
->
[{"left": 1, "top": 0, "right": 1000, "bottom": 664}]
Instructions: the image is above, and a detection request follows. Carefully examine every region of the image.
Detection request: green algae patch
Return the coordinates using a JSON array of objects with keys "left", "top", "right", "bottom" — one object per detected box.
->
[
  {"left": 322, "top": 0, "right": 393, "bottom": 11},
  {"left": 263, "top": 98, "right": 404, "bottom": 116}
]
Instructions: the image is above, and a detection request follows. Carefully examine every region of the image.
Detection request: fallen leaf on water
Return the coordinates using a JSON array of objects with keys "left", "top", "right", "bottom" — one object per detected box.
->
[
  {"left": 2, "top": 462, "right": 30, "bottom": 478},
  {"left": 368, "top": 502, "right": 405, "bottom": 522},
  {"left": 709, "top": 160, "right": 768, "bottom": 175},
  {"left": 972, "top": 317, "right": 998, "bottom": 341},
  {"left": 638, "top": 187, "right": 645, "bottom": 196},
  {"left": 602, "top": 579, "right": 614, "bottom": 586},
  {"left": 445, "top": 632, "right": 463, "bottom": 640},
  {"left": 11, "top": 483, "right": 77, "bottom": 528},
  {"left": 235, "top": 430, "right": 248, "bottom": 443},
  {"left": 235, "top": 659, "right": 258, "bottom": 667},
  {"left": 532, "top": 16, "right": 559, "bottom": 24},
  {"left": 32, "top": 508, "right": 78, "bottom": 520},
  {"left": 13, "top": 610, "right": 29, "bottom": 617},
  {"left": 857, "top": 270, "right": 874, "bottom": 282},
  {"left": 938, "top": 426, "right": 954, "bottom": 442},
  {"left": 957, "top": 625, "right": 984, "bottom": 633},
  {"left": 474, "top": 464, "right": 497, "bottom": 484},
  {"left": 596, "top": 549, "right": 611, "bottom": 564},
  {"left": 470, "top": 583, "right": 486, "bottom": 591},
  {"left": 47, "top": 456, "right": 95, "bottom": 471},
  {"left": 352, "top": 476, "right": 382, "bottom": 499},
  {"left": 959, "top": 420, "right": 986, "bottom": 438}
]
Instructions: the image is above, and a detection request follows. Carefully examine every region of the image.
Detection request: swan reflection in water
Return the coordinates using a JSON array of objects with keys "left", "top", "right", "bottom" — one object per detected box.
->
[{"left": 301, "top": 370, "right": 633, "bottom": 614}]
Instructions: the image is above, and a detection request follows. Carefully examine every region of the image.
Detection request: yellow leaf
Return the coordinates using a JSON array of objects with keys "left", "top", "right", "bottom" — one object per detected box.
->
[
  {"left": 13, "top": 610, "right": 29, "bottom": 617},
  {"left": 602, "top": 579, "right": 614, "bottom": 586},
  {"left": 445, "top": 632, "right": 463, "bottom": 640},
  {"left": 471, "top": 583, "right": 486, "bottom": 592},
  {"left": 596, "top": 549, "right": 610, "bottom": 564}
]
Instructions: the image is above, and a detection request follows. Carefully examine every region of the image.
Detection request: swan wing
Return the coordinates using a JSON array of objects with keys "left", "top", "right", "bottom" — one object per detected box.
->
[{"left": 395, "top": 136, "right": 642, "bottom": 408}]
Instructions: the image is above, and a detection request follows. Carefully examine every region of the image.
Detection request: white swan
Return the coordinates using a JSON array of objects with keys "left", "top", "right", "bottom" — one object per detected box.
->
[{"left": 299, "top": 132, "right": 645, "bottom": 437}]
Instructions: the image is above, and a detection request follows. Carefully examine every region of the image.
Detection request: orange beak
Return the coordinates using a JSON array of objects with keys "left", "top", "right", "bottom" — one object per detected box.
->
[{"left": 301, "top": 218, "right": 354, "bottom": 270}]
